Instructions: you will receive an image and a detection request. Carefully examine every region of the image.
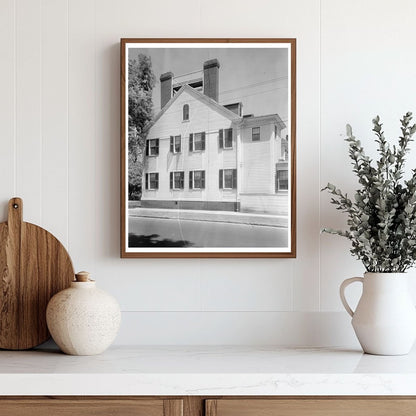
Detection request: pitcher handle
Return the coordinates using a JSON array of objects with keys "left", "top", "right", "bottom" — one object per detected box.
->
[{"left": 340, "top": 277, "right": 363, "bottom": 317}]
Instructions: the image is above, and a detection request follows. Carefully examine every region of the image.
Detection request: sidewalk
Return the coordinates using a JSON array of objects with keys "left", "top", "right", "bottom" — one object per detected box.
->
[{"left": 128, "top": 207, "right": 288, "bottom": 228}]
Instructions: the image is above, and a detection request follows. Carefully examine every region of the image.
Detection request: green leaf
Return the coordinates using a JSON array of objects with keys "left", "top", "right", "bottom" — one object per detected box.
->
[{"left": 322, "top": 112, "right": 416, "bottom": 272}]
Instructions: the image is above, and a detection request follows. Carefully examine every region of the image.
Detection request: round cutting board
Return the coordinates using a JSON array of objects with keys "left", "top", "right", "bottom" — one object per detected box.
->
[{"left": 0, "top": 198, "right": 74, "bottom": 350}]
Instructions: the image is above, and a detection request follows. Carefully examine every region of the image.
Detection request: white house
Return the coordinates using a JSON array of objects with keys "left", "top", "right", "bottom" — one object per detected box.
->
[{"left": 141, "top": 59, "right": 289, "bottom": 215}]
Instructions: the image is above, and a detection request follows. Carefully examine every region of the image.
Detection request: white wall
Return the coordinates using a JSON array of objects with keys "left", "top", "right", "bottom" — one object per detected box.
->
[{"left": 1, "top": 0, "right": 416, "bottom": 347}]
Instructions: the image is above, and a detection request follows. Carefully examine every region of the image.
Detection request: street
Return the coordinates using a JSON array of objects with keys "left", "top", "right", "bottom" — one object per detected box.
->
[{"left": 128, "top": 216, "right": 288, "bottom": 248}]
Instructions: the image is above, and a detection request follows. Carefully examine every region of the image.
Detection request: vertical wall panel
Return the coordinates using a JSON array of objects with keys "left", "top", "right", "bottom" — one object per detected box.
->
[
  {"left": 0, "top": 0, "right": 15, "bottom": 221},
  {"left": 41, "top": 0, "right": 69, "bottom": 246},
  {"left": 68, "top": 0, "right": 96, "bottom": 272},
  {"left": 15, "top": 0, "right": 42, "bottom": 224},
  {"left": 92, "top": 0, "right": 205, "bottom": 311},
  {"left": 320, "top": 0, "right": 416, "bottom": 311},
  {"left": 93, "top": 0, "right": 120, "bottom": 262},
  {"left": 199, "top": 0, "right": 321, "bottom": 312},
  {"left": 276, "top": 0, "right": 320, "bottom": 311}
]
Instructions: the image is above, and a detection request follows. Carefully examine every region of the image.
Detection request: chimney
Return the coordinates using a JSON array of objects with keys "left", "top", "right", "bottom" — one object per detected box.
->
[
  {"left": 203, "top": 59, "right": 220, "bottom": 101},
  {"left": 160, "top": 71, "right": 173, "bottom": 109}
]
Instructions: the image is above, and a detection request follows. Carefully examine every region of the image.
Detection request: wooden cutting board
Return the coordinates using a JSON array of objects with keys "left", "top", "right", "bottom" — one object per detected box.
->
[{"left": 0, "top": 197, "right": 74, "bottom": 350}]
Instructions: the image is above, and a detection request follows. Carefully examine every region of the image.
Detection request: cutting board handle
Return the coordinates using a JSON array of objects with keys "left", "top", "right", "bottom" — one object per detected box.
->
[{"left": 8, "top": 197, "right": 23, "bottom": 229}]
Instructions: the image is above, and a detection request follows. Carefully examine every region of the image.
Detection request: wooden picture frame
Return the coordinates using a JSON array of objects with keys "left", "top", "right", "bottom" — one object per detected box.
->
[{"left": 121, "top": 38, "right": 296, "bottom": 258}]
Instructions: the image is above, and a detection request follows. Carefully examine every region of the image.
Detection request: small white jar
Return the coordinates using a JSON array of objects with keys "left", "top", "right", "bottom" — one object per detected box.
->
[{"left": 46, "top": 271, "right": 121, "bottom": 355}]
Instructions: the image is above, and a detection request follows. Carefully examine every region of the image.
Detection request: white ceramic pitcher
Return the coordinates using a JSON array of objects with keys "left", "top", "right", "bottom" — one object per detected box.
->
[{"left": 340, "top": 272, "right": 416, "bottom": 355}]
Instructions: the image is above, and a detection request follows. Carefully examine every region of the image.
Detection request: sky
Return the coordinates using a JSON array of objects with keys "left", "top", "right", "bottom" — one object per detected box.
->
[{"left": 128, "top": 46, "right": 289, "bottom": 128}]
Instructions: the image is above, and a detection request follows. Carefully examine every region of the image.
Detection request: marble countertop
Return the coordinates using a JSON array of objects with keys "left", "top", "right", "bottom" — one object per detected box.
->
[{"left": 1, "top": 345, "right": 416, "bottom": 396}]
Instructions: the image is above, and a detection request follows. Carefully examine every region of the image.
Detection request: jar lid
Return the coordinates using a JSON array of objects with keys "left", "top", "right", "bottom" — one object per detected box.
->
[{"left": 75, "top": 271, "right": 95, "bottom": 282}]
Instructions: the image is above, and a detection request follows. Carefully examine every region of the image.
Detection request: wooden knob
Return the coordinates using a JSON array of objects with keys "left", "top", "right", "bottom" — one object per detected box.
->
[{"left": 75, "top": 271, "right": 91, "bottom": 282}]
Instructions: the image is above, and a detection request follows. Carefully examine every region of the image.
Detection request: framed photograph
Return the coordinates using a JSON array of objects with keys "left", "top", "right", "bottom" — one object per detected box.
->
[{"left": 121, "top": 38, "right": 296, "bottom": 258}]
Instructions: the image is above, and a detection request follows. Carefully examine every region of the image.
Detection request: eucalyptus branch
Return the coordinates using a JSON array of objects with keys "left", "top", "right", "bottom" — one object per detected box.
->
[{"left": 322, "top": 113, "right": 416, "bottom": 273}]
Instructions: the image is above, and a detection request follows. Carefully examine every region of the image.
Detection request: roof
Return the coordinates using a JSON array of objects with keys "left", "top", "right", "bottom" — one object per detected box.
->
[
  {"left": 144, "top": 85, "right": 242, "bottom": 132},
  {"left": 241, "top": 113, "right": 286, "bottom": 129}
]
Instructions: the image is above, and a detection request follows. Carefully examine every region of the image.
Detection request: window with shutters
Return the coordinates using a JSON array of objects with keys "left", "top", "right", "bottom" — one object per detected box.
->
[
  {"left": 219, "top": 128, "right": 233, "bottom": 149},
  {"left": 170, "top": 171, "right": 184, "bottom": 190},
  {"left": 183, "top": 104, "right": 189, "bottom": 121},
  {"left": 276, "top": 169, "right": 288, "bottom": 191},
  {"left": 189, "top": 132, "right": 205, "bottom": 152},
  {"left": 252, "top": 127, "right": 260, "bottom": 141},
  {"left": 146, "top": 138, "right": 159, "bottom": 156},
  {"left": 189, "top": 170, "right": 205, "bottom": 189},
  {"left": 170, "top": 135, "right": 181, "bottom": 153},
  {"left": 224, "top": 169, "right": 233, "bottom": 188},
  {"left": 219, "top": 169, "right": 237, "bottom": 190},
  {"left": 146, "top": 172, "right": 159, "bottom": 190}
]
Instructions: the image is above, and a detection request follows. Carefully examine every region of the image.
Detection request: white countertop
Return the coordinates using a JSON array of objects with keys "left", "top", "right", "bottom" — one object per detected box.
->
[{"left": 1, "top": 345, "right": 416, "bottom": 396}]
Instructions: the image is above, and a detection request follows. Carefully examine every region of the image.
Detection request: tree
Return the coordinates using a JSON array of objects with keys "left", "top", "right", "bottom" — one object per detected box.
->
[
  {"left": 128, "top": 124, "right": 142, "bottom": 200},
  {"left": 128, "top": 54, "right": 155, "bottom": 200}
]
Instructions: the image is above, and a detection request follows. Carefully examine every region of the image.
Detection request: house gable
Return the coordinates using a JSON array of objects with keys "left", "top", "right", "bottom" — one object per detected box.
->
[
  {"left": 145, "top": 85, "right": 242, "bottom": 134},
  {"left": 147, "top": 89, "right": 243, "bottom": 143}
]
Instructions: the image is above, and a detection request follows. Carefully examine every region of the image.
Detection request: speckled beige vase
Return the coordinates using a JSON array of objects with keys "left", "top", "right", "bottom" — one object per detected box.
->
[{"left": 46, "top": 271, "right": 121, "bottom": 356}]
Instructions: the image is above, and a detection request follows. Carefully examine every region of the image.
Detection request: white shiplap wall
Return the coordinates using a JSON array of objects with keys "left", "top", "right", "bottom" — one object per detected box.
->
[{"left": 1, "top": 0, "right": 416, "bottom": 346}]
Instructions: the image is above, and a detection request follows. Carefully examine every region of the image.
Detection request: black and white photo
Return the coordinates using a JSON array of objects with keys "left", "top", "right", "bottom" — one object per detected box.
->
[{"left": 121, "top": 39, "right": 296, "bottom": 258}]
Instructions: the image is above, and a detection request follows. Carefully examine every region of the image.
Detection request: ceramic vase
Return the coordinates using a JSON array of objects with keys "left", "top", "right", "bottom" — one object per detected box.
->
[
  {"left": 340, "top": 272, "right": 416, "bottom": 355},
  {"left": 46, "top": 271, "right": 121, "bottom": 355}
]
